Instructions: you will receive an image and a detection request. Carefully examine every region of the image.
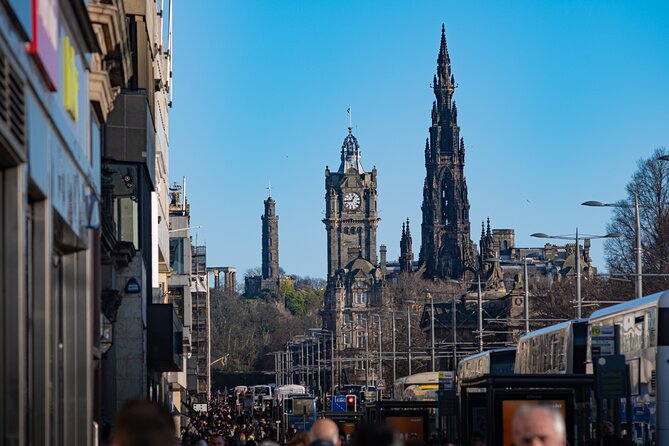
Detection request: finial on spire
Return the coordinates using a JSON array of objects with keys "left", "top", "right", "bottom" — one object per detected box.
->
[
  {"left": 486, "top": 217, "right": 491, "bottom": 237},
  {"left": 267, "top": 180, "right": 272, "bottom": 198},
  {"left": 347, "top": 105, "right": 352, "bottom": 132},
  {"left": 406, "top": 218, "right": 411, "bottom": 236}
]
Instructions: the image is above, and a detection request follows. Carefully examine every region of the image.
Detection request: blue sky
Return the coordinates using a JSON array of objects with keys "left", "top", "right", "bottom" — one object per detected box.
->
[{"left": 169, "top": 1, "right": 669, "bottom": 280}]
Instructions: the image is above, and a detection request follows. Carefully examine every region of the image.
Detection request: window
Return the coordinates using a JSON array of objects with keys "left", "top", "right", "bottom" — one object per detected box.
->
[
  {"left": 357, "top": 331, "right": 365, "bottom": 349},
  {"left": 343, "top": 313, "right": 352, "bottom": 324},
  {"left": 344, "top": 332, "right": 351, "bottom": 345},
  {"left": 170, "top": 239, "right": 184, "bottom": 273}
]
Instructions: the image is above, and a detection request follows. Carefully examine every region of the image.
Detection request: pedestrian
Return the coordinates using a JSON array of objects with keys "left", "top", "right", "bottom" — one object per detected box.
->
[
  {"left": 512, "top": 404, "right": 566, "bottom": 446},
  {"left": 209, "top": 434, "right": 226, "bottom": 446},
  {"left": 109, "top": 399, "right": 177, "bottom": 446}
]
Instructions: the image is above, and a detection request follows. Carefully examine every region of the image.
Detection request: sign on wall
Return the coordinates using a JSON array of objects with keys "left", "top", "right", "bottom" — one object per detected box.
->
[
  {"left": 28, "top": 0, "right": 59, "bottom": 91},
  {"left": 62, "top": 35, "right": 78, "bottom": 121}
]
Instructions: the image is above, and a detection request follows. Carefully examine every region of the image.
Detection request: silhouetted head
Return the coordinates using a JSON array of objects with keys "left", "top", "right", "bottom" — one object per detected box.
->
[{"left": 110, "top": 399, "right": 176, "bottom": 446}]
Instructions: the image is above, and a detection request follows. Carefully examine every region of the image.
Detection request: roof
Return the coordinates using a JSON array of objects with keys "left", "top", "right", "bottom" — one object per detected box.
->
[
  {"left": 517, "top": 319, "right": 587, "bottom": 340},
  {"left": 338, "top": 128, "right": 364, "bottom": 173},
  {"left": 589, "top": 290, "right": 669, "bottom": 320},
  {"left": 344, "top": 256, "right": 377, "bottom": 277}
]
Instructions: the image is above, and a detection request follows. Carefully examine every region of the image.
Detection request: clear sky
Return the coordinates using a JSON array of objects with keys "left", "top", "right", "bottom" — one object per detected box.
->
[{"left": 169, "top": 1, "right": 669, "bottom": 281}]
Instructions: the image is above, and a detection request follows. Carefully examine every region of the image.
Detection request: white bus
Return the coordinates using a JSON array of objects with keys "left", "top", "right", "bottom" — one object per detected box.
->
[
  {"left": 587, "top": 290, "right": 669, "bottom": 445},
  {"left": 393, "top": 371, "right": 453, "bottom": 400}
]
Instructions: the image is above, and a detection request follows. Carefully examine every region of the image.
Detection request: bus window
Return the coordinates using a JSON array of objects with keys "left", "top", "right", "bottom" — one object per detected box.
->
[{"left": 293, "top": 399, "right": 314, "bottom": 416}]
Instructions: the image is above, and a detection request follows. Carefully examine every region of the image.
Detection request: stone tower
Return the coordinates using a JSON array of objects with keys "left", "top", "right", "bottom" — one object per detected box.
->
[
  {"left": 399, "top": 218, "right": 414, "bottom": 273},
  {"left": 261, "top": 195, "right": 279, "bottom": 281},
  {"left": 323, "top": 126, "right": 385, "bottom": 385},
  {"left": 419, "top": 25, "right": 477, "bottom": 280},
  {"left": 323, "top": 127, "right": 379, "bottom": 279}
]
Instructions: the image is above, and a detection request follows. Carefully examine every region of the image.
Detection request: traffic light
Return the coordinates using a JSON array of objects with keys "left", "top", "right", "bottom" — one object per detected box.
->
[
  {"left": 346, "top": 394, "right": 357, "bottom": 412},
  {"left": 359, "top": 390, "right": 366, "bottom": 405},
  {"left": 283, "top": 398, "right": 294, "bottom": 414}
]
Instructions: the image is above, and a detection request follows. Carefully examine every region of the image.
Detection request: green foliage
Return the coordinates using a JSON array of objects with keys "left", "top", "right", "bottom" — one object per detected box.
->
[
  {"left": 209, "top": 282, "right": 323, "bottom": 372},
  {"left": 283, "top": 287, "right": 323, "bottom": 317}
]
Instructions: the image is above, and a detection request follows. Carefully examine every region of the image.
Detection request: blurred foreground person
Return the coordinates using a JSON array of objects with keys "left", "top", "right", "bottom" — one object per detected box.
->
[
  {"left": 350, "top": 423, "right": 396, "bottom": 446},
  {"left": 512, "top": 404, "right": 566, "bottom": 446},
  {"left": 309, "top": 419, "right": 341, "bottom": 446},
  {"left": 110, "top": 399, "right": 177, "bottom": 446},
  {"left": 209, "top": 433, "right": 226, "bottom": 446}
]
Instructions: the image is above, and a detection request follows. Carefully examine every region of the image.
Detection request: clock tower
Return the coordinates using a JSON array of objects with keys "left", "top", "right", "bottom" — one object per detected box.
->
[
  {"left": 323, "top": 127, "right": 379, "bottom": 278},
  {"left": 323, "top": 126, "right": 385, "bottom": 385}
]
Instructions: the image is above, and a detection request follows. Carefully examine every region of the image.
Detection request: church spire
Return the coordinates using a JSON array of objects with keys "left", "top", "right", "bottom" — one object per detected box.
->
[
  {"left": 437, "top": 23, "right": 452, "bottom": 89},
  {"left": 400, "top": 218, "right": 414, "bottom": 274}
]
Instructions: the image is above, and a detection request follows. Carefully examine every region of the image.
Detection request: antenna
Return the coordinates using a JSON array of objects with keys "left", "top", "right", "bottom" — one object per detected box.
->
[{"left": 267, "top": 180, "right": 272, "bottom": 198}]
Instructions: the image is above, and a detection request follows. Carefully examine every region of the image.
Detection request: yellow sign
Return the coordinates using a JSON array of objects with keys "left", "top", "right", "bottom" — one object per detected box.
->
[{"left": 62, "top": 36, "right": 78, "bottom": 121}]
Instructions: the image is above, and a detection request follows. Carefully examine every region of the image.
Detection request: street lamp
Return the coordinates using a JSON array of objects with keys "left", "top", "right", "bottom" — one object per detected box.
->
[
  {"left": 405, "top": 300, "right": 415, "bottom": 376},
  {"left": 372, "top": 313, "right": 383, "bottom": 383},
  {"left": 582, "top": 194, "right": 643, "bottom": 298},
  {"left": 531, "top": 229, "right": 622, "bottom": 318},
  {"left": 384, "top": 308, "right": 400, "bottom": 394},
  {"left": 426, "top": 292, "right": 436, "bottom": 372}
]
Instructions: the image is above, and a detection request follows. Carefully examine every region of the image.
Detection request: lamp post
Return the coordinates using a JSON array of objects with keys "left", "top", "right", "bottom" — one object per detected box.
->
[
  {"left": 364, "top": 318, "right": 370, "bottom": 389},
  {"left": 477, "top": 273, "right": 483, "bottom": 352},
  {"left": 426, "top": 292, "right": 436, "bottom": 372},
  {"left": 373, "top": 314, "right": 383, "bottom": 383},
  {"left": 583, "top": 194, "right": 643, "bottom": 298},
  {"left": 406, "top": 300, "right": 415, "bottom": 376},
  {"left": 385, "top": 309, "right": 399, "bottom": 395},
  {"left": 531, "top": 229, "right": 621, "bottom": 318}
]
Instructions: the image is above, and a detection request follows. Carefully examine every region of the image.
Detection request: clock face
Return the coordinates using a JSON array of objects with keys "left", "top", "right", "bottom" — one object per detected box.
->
[{"left": 343, "top": 192, "right": 361, "bottom": 210}]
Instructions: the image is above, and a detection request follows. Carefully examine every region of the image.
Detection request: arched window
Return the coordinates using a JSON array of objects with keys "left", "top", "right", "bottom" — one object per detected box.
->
[{"left": 344, "top": 227, "right": 349, "bottom": 235}]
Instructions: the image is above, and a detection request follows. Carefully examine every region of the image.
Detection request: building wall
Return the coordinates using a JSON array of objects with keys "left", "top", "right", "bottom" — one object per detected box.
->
[{"left": 0, "top": 2, "right": 100, "bottom": 444}]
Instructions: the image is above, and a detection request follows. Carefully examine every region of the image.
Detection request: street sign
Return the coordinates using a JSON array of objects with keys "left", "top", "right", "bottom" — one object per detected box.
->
[
  {"left": 438, "top": 371, "right": 454, "bottom": 391},
  {"left": 376, "top": 380, "right": 385, "bottom": 389},
  {"left": 591, "top": 325, "right": 616, "bottom": 357},
  {"left": 332, "top": 395, "right": 347, "bottom": 413},
  {"left": 594, "top": 354, "right": 628, "bottom": 399}
]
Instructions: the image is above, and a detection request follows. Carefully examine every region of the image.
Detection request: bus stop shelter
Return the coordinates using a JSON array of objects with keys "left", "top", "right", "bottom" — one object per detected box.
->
[
  {"left": 364, "top": 401, "right": 440, "bottom": 443},
  {"left": 459, "top": 374, "right": 596, "bottom": 446}
]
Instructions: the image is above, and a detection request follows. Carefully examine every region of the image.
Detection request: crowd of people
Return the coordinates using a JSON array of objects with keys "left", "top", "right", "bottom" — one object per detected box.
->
[
  {"left": 181, "top": 396, "right": 278, "bottom": 445},
  {"left": 107, "top": 397, "right": 569, "bottom": 446}
]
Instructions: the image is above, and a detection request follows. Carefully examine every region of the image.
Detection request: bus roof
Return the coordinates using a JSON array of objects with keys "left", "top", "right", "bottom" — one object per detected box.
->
[
  {"left": 518, "top": 319, "right": 587, "bottom": 340},
  {"left": 459, "top": 347, "right": 516, "bottom": 363},
  {"left": 590, "top": 290, "right": 669, "bottom": 320},
  {"left": 398, "top": 371, "right": 453, "bottom": 385}
]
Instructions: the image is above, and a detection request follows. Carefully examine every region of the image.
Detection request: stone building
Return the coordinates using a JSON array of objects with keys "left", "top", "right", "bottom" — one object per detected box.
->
[
  {"left": 190, "top": 244, "right": 210, "bottom": 404},
  {"left": 323, "top": 127, "right": 385, "bottom": 385},
  {"left": 98, "top": 0, "right": 178, "bottom": 434},
  {"left": 419, "top": 25, "right": 478, "bottom": 281}
]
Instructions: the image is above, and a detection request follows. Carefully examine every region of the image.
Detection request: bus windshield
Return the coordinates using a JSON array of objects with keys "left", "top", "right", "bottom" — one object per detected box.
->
[{"left": 293, "top": 398, "right": 315, "bottom": 416}]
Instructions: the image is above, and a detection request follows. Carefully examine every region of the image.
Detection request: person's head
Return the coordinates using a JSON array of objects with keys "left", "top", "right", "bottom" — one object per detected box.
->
[
  {"left": 512, "top": 404, "right": 566, "bottom": 446},
  {"left": 309, "top": 419, "right": 341, "bottom": 446},
  {"left": 110, "top": 399, "right": 176, "bottom": 446},
  {"left": 209, "top": 434, "right": 226, "bottom": 446},
  {"left": 286, "top": 432, "right": 310, "bottom": 446}
]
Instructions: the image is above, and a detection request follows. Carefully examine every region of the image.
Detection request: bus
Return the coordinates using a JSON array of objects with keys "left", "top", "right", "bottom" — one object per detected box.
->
[
  {"left": 457, "top": 347, "right": 516, "bottom": 389},
  {"left": 514, "top": 319, "right": 588, "bottom": 374},
  {"left": 394, "top": 372, "right": 453, "bottom": 401},
  {"left": 250, "top": 384, "right": 273, "bottom": 408},
  {"left": 587, "top": 290, "right": 669, "bottom": 445},
  {"left": 285, "top": 395, "right": 317, "bottom": 433}
]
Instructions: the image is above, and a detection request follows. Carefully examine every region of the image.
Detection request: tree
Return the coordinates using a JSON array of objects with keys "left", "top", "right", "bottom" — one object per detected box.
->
[{"left": 605, "top": 147, "right": 669, "bottom": 295}]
